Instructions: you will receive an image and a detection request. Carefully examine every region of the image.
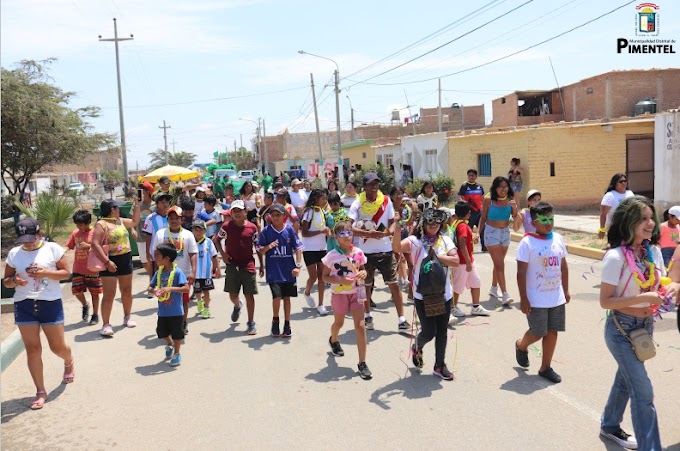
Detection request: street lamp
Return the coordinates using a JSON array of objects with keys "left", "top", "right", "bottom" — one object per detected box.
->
[
  {"left": 298, "top": 50, "right": 344, "bottom": 184},
  {"left": 239, "top": 117, "right": 262, "bottom": 172}
]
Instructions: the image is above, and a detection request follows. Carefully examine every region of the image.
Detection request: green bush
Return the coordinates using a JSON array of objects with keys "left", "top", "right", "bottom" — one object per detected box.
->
[
  {"left": 14, "top": 192, "right": 78, "bottom": 240},
  {"left": 2, "top": 194, "right": 18, "bottom": 219},
  {"left": 353, "top": 163, "right": 395, "bottom": 194},
  {"left": 404, "top": 173, "right": 456, "bottom": 205}
]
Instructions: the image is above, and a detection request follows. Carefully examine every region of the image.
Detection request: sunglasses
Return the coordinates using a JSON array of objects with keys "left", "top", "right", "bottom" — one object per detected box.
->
[
  {"left": 336, "top": 230, "right": 353, "bottom": 238},
  {"left": 617, "top": 179, "right": 627, "bottom": 184},
  {"left": 534, "top": 215, "right": 555, "bottom": 225},
  {"left": 424, "top": 218, "right": 442, "bottom": 225}
]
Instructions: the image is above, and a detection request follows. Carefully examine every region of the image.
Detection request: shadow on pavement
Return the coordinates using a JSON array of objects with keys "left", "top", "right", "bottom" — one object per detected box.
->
[
  {"left": 1, "top": 382, "right": 67, "bottom": 424},
  {"left": 499, "top": 367, "right": 549, "bottom": 395},
  {"left": 241, "top": 335, "right": 291, "bottom": 351},
  {"left": 135, "top": 361, "right": 178, "bottom": 376},
  {"left": 73, "top": 324, "right": 128, "bottom": 342},
  {"left": 289, "top": 308, "right": 323, "bottom": 321},
  {"left": 665, "top": 443, "right": 680, "bottom": 451},
  {"left": 132, "top": 307, "right": 157, "bottom": 317},
  {"left": 200, "top": 324, "right": 243, "bottom": 343},
  {"left": 63, "top": 321, "right": 92, "bottom": 333},
  {"left": 369, "top": 368, "right": 443, "bottom": 410},
  {"left": 137, "top": 334, "right": 165, "bottom": 350},
  {"left": 305, "top": 354, "right": 358, "bottom": 383}
]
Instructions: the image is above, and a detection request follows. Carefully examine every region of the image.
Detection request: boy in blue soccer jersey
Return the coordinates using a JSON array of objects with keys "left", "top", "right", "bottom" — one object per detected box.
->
[
  {"left": 256, "top": 204, "right": 304, "bottom": 338},
  {"left": 191, "top": 220, "right": 221, "bottom": 319},
  {"left": 148, "top": 243, "right": 190, "bottom": 367}
]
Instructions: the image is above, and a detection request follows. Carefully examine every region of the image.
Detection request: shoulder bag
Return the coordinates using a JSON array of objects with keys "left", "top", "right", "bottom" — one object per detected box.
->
[{"left": 612, "top": 315, "right": 656, "bottom": 362}]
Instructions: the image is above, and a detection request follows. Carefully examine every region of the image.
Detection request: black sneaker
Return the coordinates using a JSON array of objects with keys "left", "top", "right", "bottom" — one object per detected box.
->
[
  {"left": 271, "top": 319, "right": 280, "bottom": 337},
  {"left": 599, "top": 429, "right": 638, "bottom": 449},
  {"left": 329, "top": 337, "right": 344, "bottom": 356},
  {"left": 89, "top": 314, "right": 99, "bottom": 326},
  {"left": 231, "top": 300, "right": 243, "bottom": 322},
  {"left": 183, "top": 321, "right": 189, "bottom": 335},
  {"left": 282, "top": 323, "right": 292, "bottom": 338},
  {"left": 538, "top": 367, "right": 562, "bottom": 383},
  {"left": 369, "top": 300, "right": 377, "bottom": 309},
  {"left": 82, "top": 304, "right": 89, "bottom": 322},
  {"left": 357, "top": 362, "right": 372, "bottom": 380},
  {"left": 411, "top": 344, "right": 424, "bottom": 369},
  {"left": 398, "top": 320, "right": 411, "bottom": 331},
  {"left": 433, "top": 364, "right": 454, "bottom": 380},
  {"left": 515, "top": 341, "right": 529, "bottom": 368},
  {"left": 364, "top": 316, "right": 374, "bottom": 330}
]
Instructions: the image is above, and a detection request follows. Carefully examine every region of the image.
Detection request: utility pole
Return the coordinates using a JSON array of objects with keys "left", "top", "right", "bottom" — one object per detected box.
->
[
  {"left": 310, "top": 73, "right": 324, "bottom": 175},
  {"left": 346, "top": 95, "right": 354, "bottom": 142},
  {"left": 438, "top": 78, "right": 442, "bottom": 132},
  {"left": 159, "top": 120, "right": 171, "bottom": 164},
  {"left": 257, "top": 119, "right": 262, "bottom": 173},
  {"left": 334, "top": 70, "right": 344, "bottom": 184},
  {"left": 263, "top": 119, "right": 268, "bottom": 174},
  {"left": 234, "top": 140, "right": 237, "bottom": 152},
  {"left": 172, "top": 139, "right": 176, "bottom": 153},
  {"left": 99, "top": 18, "right": 134, "bottom": 180},
  {"left": 240, "top": 134, "right": 243, "bottom": 150},
  {"left": 404, "top": 90, "right": 417, "bottom": 135}
]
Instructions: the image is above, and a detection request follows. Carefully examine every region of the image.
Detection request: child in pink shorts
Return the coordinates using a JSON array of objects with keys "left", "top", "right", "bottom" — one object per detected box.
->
[{"left": 321, "top": 220, "right": 372, "bottom": 380}]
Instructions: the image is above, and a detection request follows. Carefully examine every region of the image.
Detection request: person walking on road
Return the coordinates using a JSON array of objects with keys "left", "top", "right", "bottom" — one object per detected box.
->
[
  {"left": 322, "top": 220, "right": 372, "bottom": 380},
  {"left": 142, "top": 192, "right": 172, "bottom": 286},
  {"left": 65, "top": 210, "right": 102, "bottom": 325},
  {"left": 514, "top": 202, "right": 570, "bottom": 384},
  {"left": 599, "top": 196, "right": 665, "bottom": 451},
  {"left": 394, "top": 208, "right": 459, "bottom": 381},
  {"left": 479, "top": 176, "right": 518, "bottom": 307},
  {"left": 91, "top": 199, "right": 141, "bottom": 337},
  {"left": 659, "top": 206, "right": 680, "bottom": 268},
  {"left": 214, "top": 200, "right": 264, "bottom": 335},
  {"left": 349, "top": 173, "right": 410, "bottom": 332},
  {"left": 458, "top": 169, "right": 486, "bottom": 251},
  {"left": 300, "top": 189, "right": 331, "bottom": 316},
  {"left": 191, "top": 220, "right": 220, "bottom": 320},
  {"left": 598, "top": 173, "right": 634, "bottom": 239},
  {"left": 3, "top": 218, "right": 75, "bottom": 410}
]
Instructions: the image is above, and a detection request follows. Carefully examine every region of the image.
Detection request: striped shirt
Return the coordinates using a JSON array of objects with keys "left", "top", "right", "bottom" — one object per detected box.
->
[
  {"left": 201, "top": 208, "right": 222, "bottom": 238},
  {"left": 195, "top": 237, "right": 217, "bottom": 279},
  {"left": 142, "top": 212, "right": 168, "bottom": 237}
]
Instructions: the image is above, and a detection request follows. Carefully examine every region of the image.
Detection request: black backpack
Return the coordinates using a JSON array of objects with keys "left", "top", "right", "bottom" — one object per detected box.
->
[{"left": 416, "top": 243, "right": 447, "bottom": 316}]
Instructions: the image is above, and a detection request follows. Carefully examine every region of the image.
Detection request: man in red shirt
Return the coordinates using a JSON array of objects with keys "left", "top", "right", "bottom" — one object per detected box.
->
[{"left": 213, "top": 200, "right": 264, "bottom": 335}]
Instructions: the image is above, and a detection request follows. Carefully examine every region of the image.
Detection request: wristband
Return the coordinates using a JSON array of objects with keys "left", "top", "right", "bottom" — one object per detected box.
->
[{"left": 598, "top": 227, "right": 607, "bottom": 233}]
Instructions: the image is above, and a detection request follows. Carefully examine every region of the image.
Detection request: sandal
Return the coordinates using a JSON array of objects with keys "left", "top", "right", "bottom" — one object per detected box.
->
[
  {"left": 63, "top": 359, "right": 75, "bottom": 384},
  {"left": 31, "top": 391, "right": 47, "bottom": 410}
]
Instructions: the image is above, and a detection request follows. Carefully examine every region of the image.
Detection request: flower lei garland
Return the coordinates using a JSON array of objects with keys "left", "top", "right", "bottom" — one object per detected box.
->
[
  {"left": 399, "top": 204, "right": 412, "bottom": 225},
  {"left": 311, "top": 206, "right": 326, "bottom": 229},
  {"left": 155, "top": 263, "right": 177, "bottom": 302},
  {"left": 166, "top": 227, "right": 183, "bottom": 253},
  {"left": 359, "top": 190, "right": 385, "bottom": 216},
  {"left": 623, "top": 243, "right": 657, "bottom": 290}
]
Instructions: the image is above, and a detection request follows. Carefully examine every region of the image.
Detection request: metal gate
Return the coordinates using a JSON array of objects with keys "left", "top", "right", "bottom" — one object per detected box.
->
[{"left": 626, "top": 135, "right": 654, "bottom": 199}]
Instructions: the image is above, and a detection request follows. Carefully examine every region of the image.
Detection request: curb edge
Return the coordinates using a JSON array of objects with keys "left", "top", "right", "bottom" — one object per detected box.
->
[{"left": 1, "top": 328, "right": 25, "bottom": 374}]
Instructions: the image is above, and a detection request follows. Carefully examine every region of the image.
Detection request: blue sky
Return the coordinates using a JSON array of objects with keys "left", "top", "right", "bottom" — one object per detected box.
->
[{"left": 2, "top": 0, "right": 678, "bottom": 170}]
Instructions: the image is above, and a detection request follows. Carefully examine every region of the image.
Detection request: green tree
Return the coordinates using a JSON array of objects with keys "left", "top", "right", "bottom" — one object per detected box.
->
[
  {"left": 1, "top": 59, "right": 115, "bottom": 197},
  {"left": 224, "top": 147, "right": 257, "bottom": 171},
  {"left": 148, "top": 149, "right": 197, "bottom": 171}
]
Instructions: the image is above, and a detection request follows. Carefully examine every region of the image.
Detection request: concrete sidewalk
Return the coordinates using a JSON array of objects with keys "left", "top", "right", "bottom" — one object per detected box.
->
[{"left": 553, "top": 213, "right": 600, "bottom": 234}]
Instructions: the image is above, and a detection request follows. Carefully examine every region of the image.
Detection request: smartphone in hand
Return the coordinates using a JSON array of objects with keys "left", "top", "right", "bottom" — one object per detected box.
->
[{"left": 137, "top": 189, "right": 143, "bottom": 202}]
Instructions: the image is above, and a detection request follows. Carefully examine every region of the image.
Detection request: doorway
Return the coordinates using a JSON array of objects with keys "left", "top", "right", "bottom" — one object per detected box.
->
[{"left": 626, "top": 135, "right": 654, "bottom": 199}]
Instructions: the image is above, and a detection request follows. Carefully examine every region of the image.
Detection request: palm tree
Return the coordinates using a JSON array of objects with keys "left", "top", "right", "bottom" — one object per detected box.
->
[
  {"left": 148, "top": 149, "right": 197, "bottom": 171},
  {"left": 15, "top": 193, "right": 78, "bottom": 240}
]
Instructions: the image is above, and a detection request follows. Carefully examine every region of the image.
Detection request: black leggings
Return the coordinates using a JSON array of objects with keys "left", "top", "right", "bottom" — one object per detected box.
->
[{"left": 414, "top": 299, "right": 452, "bottom": 367}]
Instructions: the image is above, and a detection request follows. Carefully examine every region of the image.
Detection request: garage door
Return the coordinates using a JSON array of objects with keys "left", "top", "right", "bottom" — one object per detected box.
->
[{"left": 626, "top": 136, "right": 654, "bottom": 199}]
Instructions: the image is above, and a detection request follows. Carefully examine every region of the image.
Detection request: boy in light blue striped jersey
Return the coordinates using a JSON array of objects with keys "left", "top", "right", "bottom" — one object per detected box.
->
[{"left": 191, "top": 220, "right": 221, "bottom": 319}]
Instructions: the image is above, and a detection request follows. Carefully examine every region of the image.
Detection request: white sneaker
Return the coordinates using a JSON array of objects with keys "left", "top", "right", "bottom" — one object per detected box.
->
[
  {"left": 317, "top": 305, "right": 329, "bottom": 316},
  {"left": 448, "top": 314, "right": 459, "bottom": 325},
  {"left": 452, "top": 306, "right": 466, "bottom": 318},
  {"left": 471, "top": 305, "right": 491, "bottom": 316},
  {"left": 501, "top": 292, "right": 514, "bottom": 305},
  {"left": 304, "top": 293, "right": 316, "bottom": 308},
  {"left": 489, "top": 286, "right": 500, "bottom": 298},
  {"left": 123, "top": 315, "right": 136, "bottom": 328}
]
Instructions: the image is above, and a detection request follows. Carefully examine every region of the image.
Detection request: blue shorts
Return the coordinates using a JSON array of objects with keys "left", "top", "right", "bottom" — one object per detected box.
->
[
  {"left": 484, "top": 224, "right": 510, "bottom": 247},
  {"left": 14, "top": 299, "right": 65, "bottom": 326}
]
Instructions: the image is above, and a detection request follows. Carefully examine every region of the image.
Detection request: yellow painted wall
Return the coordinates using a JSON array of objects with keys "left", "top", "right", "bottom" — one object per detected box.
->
[
  {"left": 343, "top": 142, "right": 376, "bottom": 168},
  {"left": 448, "top": 120, "right": 654, "bottom": 208}
]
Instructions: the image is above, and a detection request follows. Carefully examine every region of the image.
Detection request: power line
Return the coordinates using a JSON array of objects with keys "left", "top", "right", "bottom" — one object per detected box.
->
[
  {"left": 349, "top": 0, "right": 636, "bottom": 87},
  {"left": 347, "top": 0, "right": 534, "bottom": 88}
]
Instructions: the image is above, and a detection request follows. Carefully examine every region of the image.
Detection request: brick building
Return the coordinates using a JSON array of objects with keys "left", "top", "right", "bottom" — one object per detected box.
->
[{"left": 492, "top": 68, "right": 680, "bottom": 127}]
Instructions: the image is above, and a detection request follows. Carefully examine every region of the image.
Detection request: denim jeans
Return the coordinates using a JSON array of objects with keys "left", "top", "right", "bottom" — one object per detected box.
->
[
  {"left": 601, "top": 312, "right": 661, "bottom": 450},
  {"left": 414, "top": 299, "right": 452, "bottom": 367}
]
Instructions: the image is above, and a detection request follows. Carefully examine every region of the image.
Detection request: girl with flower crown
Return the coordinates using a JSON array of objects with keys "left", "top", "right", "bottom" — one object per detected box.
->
[{"left": 599, "top": 196, "right": 666, "bottom": 450}]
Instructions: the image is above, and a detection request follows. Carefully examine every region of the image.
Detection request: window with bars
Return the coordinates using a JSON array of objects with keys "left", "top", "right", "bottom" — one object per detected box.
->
[
  {"left": 425, "top": 149, "right": 437, "bottom": 172},
  {"left": 478, "top": 154, "right": 492, "bottom": 176}
]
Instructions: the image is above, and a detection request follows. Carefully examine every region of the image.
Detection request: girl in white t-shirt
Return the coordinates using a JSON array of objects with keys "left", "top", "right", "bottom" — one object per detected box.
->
[
  {"left": 598, "top": 173, "right": 634, "bottom": 239},
  {"left": 3, "top": 219, "right": 74, "bottom": 410},
  {"left": 301, "top": 189, "right": 331, "bottom": 316},
  {"left": 599, "top": 196, "right": 666, "bottom": 450},
  {"left": 393, "top": 208, "right": 459, "bottom": 380}
]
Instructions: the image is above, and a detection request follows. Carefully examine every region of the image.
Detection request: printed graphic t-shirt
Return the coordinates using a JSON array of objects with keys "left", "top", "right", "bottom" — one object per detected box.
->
[
  {"left": 321, "top": 248, "right": 368, "bottom": 295},
  {"left": 515, "top": 233, "right": 568, "bottom": 308},
  {"left": 66, "top": 228, "right": 96, "bottom": 275},
  {"left": 257, "top": 224, "right": 303, "bottom": 284},
  {"left": 458, "top": 182, "right": 484, "bottom": 212}
]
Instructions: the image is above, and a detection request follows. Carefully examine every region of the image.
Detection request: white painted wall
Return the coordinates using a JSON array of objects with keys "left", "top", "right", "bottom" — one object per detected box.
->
[
  {"left": 400, "top": 132, "right": 449, "bottom": 179},
  {"left": 654, "top": 111, "right": 680, "bottom": 210}
]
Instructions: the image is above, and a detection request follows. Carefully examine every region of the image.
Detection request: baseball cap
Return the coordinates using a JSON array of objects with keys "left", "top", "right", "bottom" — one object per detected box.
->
[
  {"left": 158, "top": 176, "right": 171, "bottom": 184},
  {"left": 15, "top": 218, "right": 40, "bottom": 244},
  {"left": 363, "top": 173, "right": 379, "bottom": 185},
  {"left": 526, "top": 189, "right": 541, "bottom": 201},
  {"left": 100, "top": 199, "right": 125, "bottom": 213},
  {"left": 191, "top": 219, "right": 206, "bottom": 229},
  {"left": 292, "top": 179, "right": 302, "bottom": 186},
  {"left": 195, "top": 186, "right": 206, "bottom": 193},
  {"left": 141, "top": 181, "right": 154, "bottom": 194},
  {"left": 269, "top": 203, "right": 286, "bottom": 214},
  {"left": 230, "top": 200, "right": 245, "bottom": 210},
  {"left": 167, "top": 205, "right": 182, "bottom": 216},
  {"left": 154, "top": 192, "right": 173, "bottom": 203},
  {"left": 669, "top": 205, "right": 680, "bottom": 218},
  {"left": 276, "top": 189, "right": 288, "bottom": 196}
]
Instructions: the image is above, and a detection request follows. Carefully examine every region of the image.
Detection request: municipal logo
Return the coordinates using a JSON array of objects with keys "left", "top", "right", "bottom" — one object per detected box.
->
[{"left": 635, "top": 3, "right": 659, "bottom": 36}]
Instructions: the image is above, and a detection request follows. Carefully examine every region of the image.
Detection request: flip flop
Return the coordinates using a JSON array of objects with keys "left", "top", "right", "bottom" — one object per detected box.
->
[
  {"left": 31, "top": 391, "right": 47, "bottom": 410},
  {"left": 63, "top": 359, "right": 75, "bottom": 384}
]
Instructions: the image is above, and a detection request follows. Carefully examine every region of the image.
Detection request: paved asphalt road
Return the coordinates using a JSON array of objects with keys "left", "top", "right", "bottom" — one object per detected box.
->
[{"left": 2, "top": 242, "right": 679, "bottom": 450}]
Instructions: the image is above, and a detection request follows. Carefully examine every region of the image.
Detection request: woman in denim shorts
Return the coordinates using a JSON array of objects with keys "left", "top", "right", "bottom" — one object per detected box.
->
[
  {"left": 479, "top": 176, "right": 518, "bottom": 306},
  {"left": 3, "top": 219, "right": 74, "bottom": 410}
]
